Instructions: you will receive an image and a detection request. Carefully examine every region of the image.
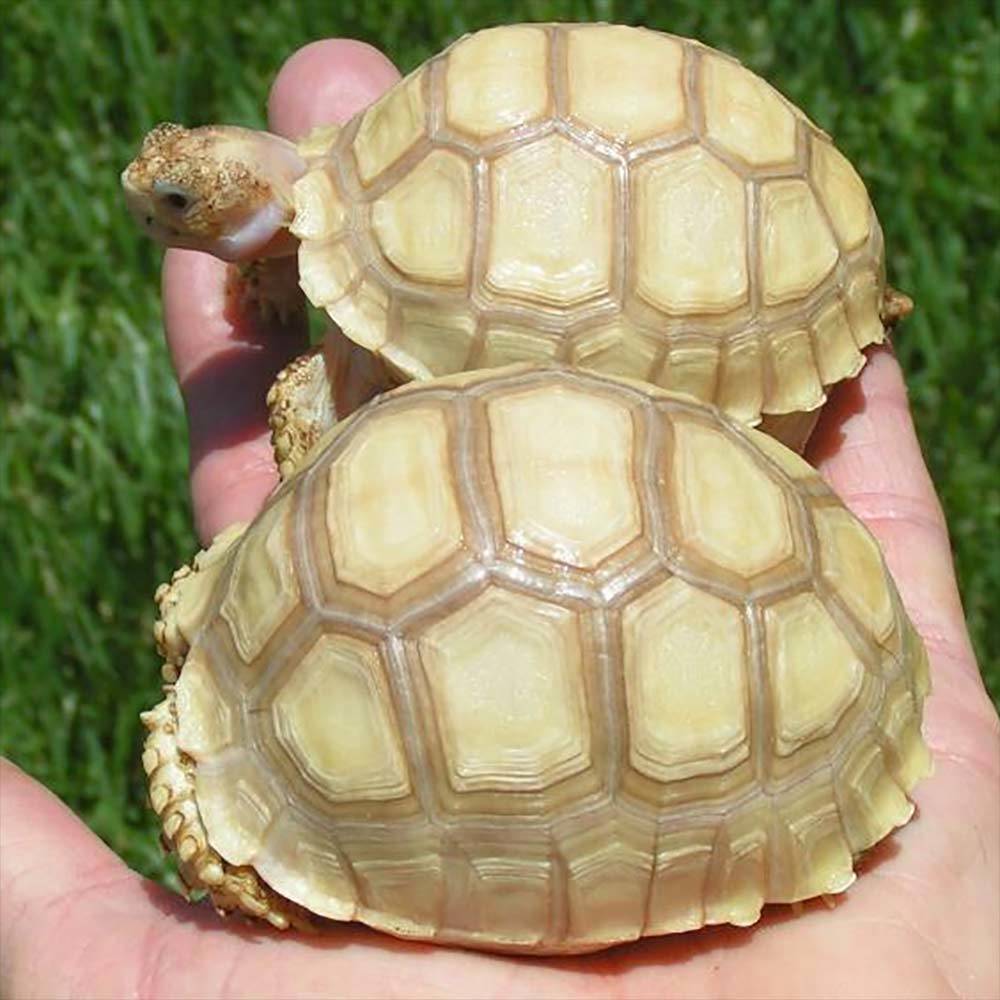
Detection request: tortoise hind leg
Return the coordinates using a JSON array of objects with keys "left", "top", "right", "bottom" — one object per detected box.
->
[
  {"left": 267, "top": 329, "right": 400, "bottom": 480},
  {"left": 881, "top": 286, "right": 914, "bottom": 328}
]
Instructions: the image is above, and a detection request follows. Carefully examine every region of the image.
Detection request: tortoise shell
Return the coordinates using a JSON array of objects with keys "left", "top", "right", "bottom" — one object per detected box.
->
[
  {"left": 292, "top": 23, "right": 891, "bottom": 429},
  {"left": 143, "top": 365, "right": 930, "bottom": 954}
]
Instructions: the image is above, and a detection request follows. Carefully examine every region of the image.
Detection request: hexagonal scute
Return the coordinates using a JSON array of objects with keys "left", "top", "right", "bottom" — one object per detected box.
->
[
  {"left": 669, "top": 419, "right": 799, "bottom": 581},
  {"left": 764, "top": 592, "right": 865, "bottom": 756},
  {"left": 326, "top": 404, "right": 465, "bottom": 597},
  {"left": 417, "top": 586, "right": 592, "bottom": 793},
  {"left": 485, "top": 135, "right": 614, "bottom": 307},
  {"left": 219, "top": 493, "right": 301, "bottom": 664},
  {"left": 371, "top": 149, "right": 474, "bottom": 286},
  {"left": 634, "top": 146, "right": 748, "bottom": 315},
  {"left": 445, "top": 25, "right": 550, "bottom": 139},
  {"left": 566, "top": 25, "right": 686, "bottom": 143},
  {"left": 352, "top": 68, "right": 427, "bottom": 185},
  {"left": 700, "top": 52, "right": 798, "bottom": 168},
  {"left": 487, "top": 383, "right": 642, "bottom": 568},
  {"left": 622, "top": 576, "right": 750, "bottom": 782},
  {"left": 759, "top": 179, "right": 839, "bottom": 306},
  {"left": 272, "top": 632, "right": 410, "bottom": 803}
]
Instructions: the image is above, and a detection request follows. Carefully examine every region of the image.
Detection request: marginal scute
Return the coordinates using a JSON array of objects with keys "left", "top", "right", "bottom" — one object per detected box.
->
[
  {"left": 811, "top": 297, "right": 864, "bottom": 385},
  {"left": 778, "top": 782, "right": 855, "bottom": 896},
  {"left": 646, "top": 832, "right": 712, "bottom": 933},
  {"left": 622, "top": 577, "right": 749, "bottom": 781},
  {"left": 372, "top": 149, "right": 473, "bottom": 284},
  {"left": 486, "top": 135, "right": 614, "bottom": 307},
  {"left": 328, "top": 277, "right": 389, "bottom": 351},
  {"left": 252, "top": 810, "right": 358, "bottom": 920},
  {"left": 701, "top": 52, "right": 798, "bottom": 167},
  {"left": 299, "top": 239, "right": 359, "bottom": 309},
  {"left": 634, "top": 145, "right": 748, "bottom": 314},
  {"left": 417, "top": 586, "right": 591, "bottom": 793},
  {"left": 835, "top": 739, "right": 915, "bottom": 851},
  {"left": 175, "top": 651, "right": 234, "bottom": 757},
  {"left": 327, "top": 404, "right": 464, "bottom": 596},
  {"left": 569, "top": 323, "right": 659, "bottom": 382},
  {"left": 350, "top": 843, "right": 444, "bottom": 932},
  {"left": 272, "top": 632, "right": 410, "bottom": 801},
  {"left": 383, "top": 301, "right": 476, "bottom": 378},
  {"left": 195, "top": 749, "right": 284, "bottom": 867},
  {"left": 562, "top": 821, "right": 651, "bottom": 943},
  {"left": 487, "top": 382, "right": 641, "bottom": 567},
  {"left": 764, "top": 592, "right": 865, "bottom": 755},
  {"left": 566, "top": 25, "right": 686, "bottom": 142},
  {"left": 445, "top": 25, "right": 550, "bottom": 138},
  {"left": 450, "top": 850, "right": 551, "bottom": 944},
  {"left": 479, "top": 325, "right": 560, "bottom": 367},
  {"left": 704, "top": 821, "right": 767, "bottom": 926},
  {"left": 763, "top": 326, "right": 824, "bottom": 413},
  {"left": 717, "top": 336, "right": 764, "bottom": 424},
  {"left": 660, "top": 341, "right": 722, "bottom": 404},
  {"left": 290, "top": 164, "right": 347, "bottom": 242},
  {"left": 844, "top": 268, "right": 885, "bottom": 349}
]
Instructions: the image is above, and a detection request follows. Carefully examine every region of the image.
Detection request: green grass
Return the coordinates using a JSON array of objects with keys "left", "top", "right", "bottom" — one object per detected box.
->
[{"left": 2, "top": 0, "right": 997, "bottom": 879}]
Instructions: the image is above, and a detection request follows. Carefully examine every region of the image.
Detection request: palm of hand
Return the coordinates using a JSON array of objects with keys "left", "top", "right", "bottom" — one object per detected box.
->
[{"left": 2, "top": 40, "right": 997, "bottom": 1000}]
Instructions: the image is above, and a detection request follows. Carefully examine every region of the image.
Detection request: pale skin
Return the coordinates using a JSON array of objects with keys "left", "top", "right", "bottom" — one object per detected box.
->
[{"left": 2, "top": 39, "right": 998, "bottom": 1000}]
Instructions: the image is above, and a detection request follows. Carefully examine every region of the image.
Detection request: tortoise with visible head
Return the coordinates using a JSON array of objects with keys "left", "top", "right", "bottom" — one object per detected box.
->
[
  {"left": 142, "top": 364, "right": 930, "bottom": 954},
  {"left": 122, "top": 23, "right": 911, "bottom": 451}
]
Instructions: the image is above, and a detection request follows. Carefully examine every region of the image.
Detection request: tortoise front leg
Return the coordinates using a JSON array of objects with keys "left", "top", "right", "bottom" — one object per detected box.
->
[{"left": 267, "top": 328, "right": 400, "bottom": 480}]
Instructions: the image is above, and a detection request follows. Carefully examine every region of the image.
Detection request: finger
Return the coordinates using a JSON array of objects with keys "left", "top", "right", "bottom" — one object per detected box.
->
[
  {"left": 268, "top": 38, "right": 400, "bottom": 139},
  {"left": 0, "top": 758, "right": 176, "bottom": 998},
  {"left": 163, "top": 41, "right": 401, "bottom": 545},
  {"left": 808, "top": 347, "right": 976, "bottom": 669}
]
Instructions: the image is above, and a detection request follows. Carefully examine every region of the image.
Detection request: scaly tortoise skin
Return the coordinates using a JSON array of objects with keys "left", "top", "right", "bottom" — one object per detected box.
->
[
  {"left": 142, "top": 364, "right": 931, "bottom": 954},
  {"left": 122, "top": 23, "right": 912, "bottom": 453}
]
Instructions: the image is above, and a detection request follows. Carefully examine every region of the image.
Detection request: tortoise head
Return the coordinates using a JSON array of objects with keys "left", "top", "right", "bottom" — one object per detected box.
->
[{"left": 121, "top": 123, "right": 307, "bottom": 261}]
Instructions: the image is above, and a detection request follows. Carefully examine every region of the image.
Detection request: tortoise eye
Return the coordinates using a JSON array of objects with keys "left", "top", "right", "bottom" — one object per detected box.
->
[{"left": 153, "top": 181, "right": 194, "bottom": 212}]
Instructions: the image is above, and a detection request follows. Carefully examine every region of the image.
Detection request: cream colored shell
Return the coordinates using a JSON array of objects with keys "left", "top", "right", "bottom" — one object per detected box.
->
[
  {"left": 293, "top": 23, "right": 888, "bottom": 426},
  {"left": 142, "top": 365, "right": 930, "bottom": 954}
]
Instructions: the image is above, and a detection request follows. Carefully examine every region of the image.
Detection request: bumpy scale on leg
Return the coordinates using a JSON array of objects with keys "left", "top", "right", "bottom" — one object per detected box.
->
[
  {"left": 143, "top": 527, "right": 312, "bottom": 930},
  {"left": 141, "top": 691, "right": 311, "bottom": 930},
  {"left": 267, "top": 330, "right": 399, "bottom": 480}
]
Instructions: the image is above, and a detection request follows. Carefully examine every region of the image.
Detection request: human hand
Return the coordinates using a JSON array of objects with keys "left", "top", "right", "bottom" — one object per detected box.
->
[{"left": 2, "top": 39, "right": 998, "bottom": 1000}]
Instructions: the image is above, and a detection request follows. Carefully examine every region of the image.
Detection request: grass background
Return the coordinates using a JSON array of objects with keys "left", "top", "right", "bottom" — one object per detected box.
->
[{"left": 2, "top": 0, "right": 997, "bottom": 882}]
